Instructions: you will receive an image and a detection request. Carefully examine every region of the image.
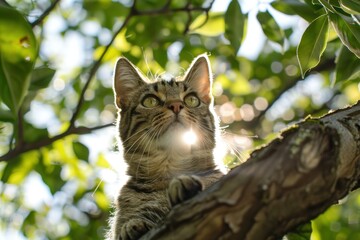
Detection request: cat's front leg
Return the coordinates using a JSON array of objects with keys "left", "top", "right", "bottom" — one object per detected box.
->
[
  {"left": 120, "top": 218, "right": 155, "bottom": 240},
  {"left": 167, "top": 175, "right": 204, "bottom": 206}
]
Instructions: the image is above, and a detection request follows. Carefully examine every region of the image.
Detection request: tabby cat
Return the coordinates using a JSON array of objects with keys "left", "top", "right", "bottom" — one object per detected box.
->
[{"left": 108, "top": 54, "right": 224, "bottom": 240}]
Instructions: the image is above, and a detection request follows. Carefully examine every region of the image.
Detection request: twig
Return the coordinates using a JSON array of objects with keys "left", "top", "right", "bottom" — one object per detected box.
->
[
  {"left": 0, "top": 0, "right": 11, "bottom": 7},
  {"left": 0, "top": 123, "right": 114, "bottom": 162},
  {"left": 31, "top": 0, "right": 61, "bottom": 27},
  {"left": 16, "top": 106, "right": 24, "bottom": 146},
  {"left": 184, "top": 0, "right": 215, "bottom": 34},
  {"left": 68, "top": 10, "right": 133, "bottom": 127},
  {"left": 183, "top": 2, "right": 193, "bottom": 35},
  {"left": 240, "top": 57, "right": 336, "bottom": 130},
  {"left": 132, "top": 0, "right": 215, "bottom": 17}
]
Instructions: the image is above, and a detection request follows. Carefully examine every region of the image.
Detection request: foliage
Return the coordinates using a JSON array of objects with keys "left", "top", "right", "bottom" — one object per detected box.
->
[{"left": 0, "top": 0, "right": 359, "bottom": 239}]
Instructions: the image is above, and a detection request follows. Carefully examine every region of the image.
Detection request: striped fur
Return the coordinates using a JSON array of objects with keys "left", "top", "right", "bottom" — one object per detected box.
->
[{"left": 108, "top": 54, "right": 224, "bottom": 240}]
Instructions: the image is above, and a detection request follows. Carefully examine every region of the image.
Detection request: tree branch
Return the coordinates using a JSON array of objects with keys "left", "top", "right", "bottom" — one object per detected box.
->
[
  {"left": 238, "top": 57, "right": 336, "bottom": 130},
  {"left": 16, "top": 105, "right": 24, "bottom": 147},
  {"left": 141, "top": 101, "right": 360, "bottom": 239},
  {"left": 68, "top": 14, "right": 132, "bottom": 127},
  {"left": 0, "top": 123, "right": 114, "bottom": 162},
  {"left": 0, "top": 0, "right": 11, "bottom": 7},
  {"left": 31, "top": 0, "right": 61, "bottom": 27},
  {"left": 131, "top": 0, "right": 215, "bottom": 16}
]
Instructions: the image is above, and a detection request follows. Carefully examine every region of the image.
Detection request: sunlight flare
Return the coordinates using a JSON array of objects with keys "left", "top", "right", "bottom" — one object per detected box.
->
[{"left": 182, "top": 129, "right": 198, "bottom": 145}]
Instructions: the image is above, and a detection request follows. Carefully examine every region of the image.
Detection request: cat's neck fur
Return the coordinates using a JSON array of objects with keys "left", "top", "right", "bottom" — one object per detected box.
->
[{"left": 123, "top": 142, "right": 216, "bottom": 185}]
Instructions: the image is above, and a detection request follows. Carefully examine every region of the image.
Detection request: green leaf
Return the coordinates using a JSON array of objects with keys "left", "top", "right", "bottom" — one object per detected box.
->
[
  {"left": 317, "top": 0, "right": 337, "bottom": 13},
  {"left": 21, "top": 67, "right": 54, "bottom": 114},
  {"left": 225, "top": 0, "right": 246, "bottom": 54},
  {"left": 36, "top": 158, "right": 65, "bottom": 195},
  {"left": 329, "top": 12, "right": 360, "bottom": 57},
  {"left": 190, "top": 12, "right": 225, "bottom": 37},
  {"left": 286, "top": 222, "right": 312, "bottom": 240},
  {"left": 83, "top": 1, "right": 128, "bottom": 29},
  {"left": 136, "top": 0, "right": 168, "bottom": 11},
  {"left": 29, "top": 67, "right": 56, "bottom": 91},
  {"left": 329, "top": 0, "right": 341, "bottom": 8},
  {"left": 257, "top": 10, "right": 285, "bottom": 47},
  {"left": 1, "top": 152, "right": 39, "bottom": 184},
  {"left": 0, "top": 6, "right": 38, "bottom": 115},
  {"left": 0, "top": 109, "right": 14, "bottom": 122},
  {"left": 340, "top": 0, "right": 360, "bottom": 15},
  {"left": 271, "top": 0, "right": 320, "bottom": 22},
  {"left": 94, "top": 190, "right": 110, "bottom": 210},
  {"left": 0, "top": 156, "right": 20, "bottom": 183},
  {"left": 297, "top": 14, "right": 329, "bottom": 78},
  {"left": 21, "top": 90, "right": 37, "bottom": 115},
  {"left": 73, "top": 141, "right": 90, "bottom": 161},
  {"left": 23, "top": 123, "right": 49, "bottom": 143},
  {"left": 335, "top": 45, "right": 360, "bottom": 83},
  {"left": 153, "top": 48, "right": 168, "bottom": 68},
  {"left": 96, "top": 153, "right": 111, "bottom": 168}
]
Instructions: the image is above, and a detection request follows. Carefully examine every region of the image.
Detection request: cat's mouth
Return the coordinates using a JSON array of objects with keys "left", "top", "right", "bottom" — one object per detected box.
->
[
  {"left": 165, "top": 114, "right": 188, "bottom": 128},
  {"left": 157, "top": 115, "right": 198, "bottom": 148},
  {"left": 167, "top": 120, "right": 186, "bottom": 131}
]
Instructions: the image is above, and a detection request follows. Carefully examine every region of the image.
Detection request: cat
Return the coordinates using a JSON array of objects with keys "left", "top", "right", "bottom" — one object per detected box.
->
[{"left": 107, "top": 54, "right": 224, "bottom": 240}]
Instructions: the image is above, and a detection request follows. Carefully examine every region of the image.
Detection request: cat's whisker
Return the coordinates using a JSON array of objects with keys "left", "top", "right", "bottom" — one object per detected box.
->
[
  {"left": 220, "top": 133, "right": 249, "bottom": 164},
  {"left": 121, "top": 127, "right": 149, "bottom": 145},
  {"left": 133, "top": 134, "right": 151, "bottom": 179},
  {"left": 140, "top": 128, "right": 163, "bottom": 180},
  {"left": 124, "top": 128, "right": 152, "bottom": 156},
  {"left": 225, "top": 141, "right": 246, "bottom": 162},
  {"left": 186, "top": 113, "right": 214, "bottom": 132},
  {"left": 139, "top": 129, "right": 159, "bottom": 176},
  {"left": 147, "top": 126, "right": 165, "bottom": 178},
  {"left": 135, "top": 120, "right": 166, "bottom": 179},
  {"left": 126, "top": 132, "right": 157, "bottom": 179}
]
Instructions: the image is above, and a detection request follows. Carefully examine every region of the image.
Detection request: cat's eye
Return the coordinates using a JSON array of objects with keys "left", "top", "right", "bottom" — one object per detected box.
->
[
  {"left": 184, "top": 94, "right": 200, "bottom": 108},
  {"left": 142, "top": 95, "right": 160, "bottom": 108}
]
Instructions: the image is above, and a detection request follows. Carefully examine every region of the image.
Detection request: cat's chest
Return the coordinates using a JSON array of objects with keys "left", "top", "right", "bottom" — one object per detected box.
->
[{"left": 151, "top": 150, "right": 196, "bottom": 177}]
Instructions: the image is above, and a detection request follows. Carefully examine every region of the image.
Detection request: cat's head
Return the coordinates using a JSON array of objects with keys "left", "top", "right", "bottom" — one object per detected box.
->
[{"left": 113, "top": 54, "right": 217, "bottom": 153}]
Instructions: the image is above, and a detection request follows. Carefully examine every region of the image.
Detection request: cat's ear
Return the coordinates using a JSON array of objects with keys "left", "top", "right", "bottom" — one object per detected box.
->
[
  {"left": 184, "top": 54, "right": 212, "bottom": 104},
  {"left": 113, "top": 57, "right": 146, "bottom": 109}
]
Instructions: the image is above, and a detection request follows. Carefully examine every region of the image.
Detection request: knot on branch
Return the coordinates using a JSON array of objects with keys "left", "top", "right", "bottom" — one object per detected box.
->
[{"left": 290, "top": 126, "right": 333, "bottom": 173}]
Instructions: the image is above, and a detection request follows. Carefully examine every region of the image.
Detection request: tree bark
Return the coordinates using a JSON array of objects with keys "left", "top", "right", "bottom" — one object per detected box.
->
[{"left": 141, "top": 101, "right": 360, "bottom": 240}]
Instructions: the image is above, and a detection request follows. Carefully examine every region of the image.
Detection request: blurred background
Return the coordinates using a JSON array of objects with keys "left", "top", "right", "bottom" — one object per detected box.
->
[{"left": 0, "top": 0, "right": 359, "bottom": 239}]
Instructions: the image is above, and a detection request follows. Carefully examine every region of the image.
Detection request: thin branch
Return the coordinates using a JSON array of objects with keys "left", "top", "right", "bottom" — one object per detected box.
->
[
  {"left": 0, "top": 0, "right": 11, "bottom": 7},
  {"left": 183, "top": 0, "right": 215, "bottom": 34},
  {"left": 31, "top": 0, "right": 61, "bottom": 27},
  {"left": 132, "top": 0, "right": 215, "bottom": 17},
  {"left": 16, "top": 106, "right": 24, "bottom": 146},
  {"left": 183, "top": 10, "right": 193, "bottom": 35},
  {"left": 0, "top": 123, "right": 114, "bottom": 162},
  {"left": 239, "top": 57, "right": 336, "bottom": 130},
  {"left": 68, "top": 6, "right": 134, "bottom": 128}
]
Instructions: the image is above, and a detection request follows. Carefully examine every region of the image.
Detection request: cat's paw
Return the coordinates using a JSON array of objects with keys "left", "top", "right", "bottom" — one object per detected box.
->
[
  {"left": 167, "top": 175, "right": 204, "bottom": 206},
  {"left": 120, "top": 219, "right": 151, "bottom": 240}
]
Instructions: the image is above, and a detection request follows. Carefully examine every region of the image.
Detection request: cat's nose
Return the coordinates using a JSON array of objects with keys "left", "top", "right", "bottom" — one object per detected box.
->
[{"left": 168, "top": 101, "right": 184, "bottom": 114}]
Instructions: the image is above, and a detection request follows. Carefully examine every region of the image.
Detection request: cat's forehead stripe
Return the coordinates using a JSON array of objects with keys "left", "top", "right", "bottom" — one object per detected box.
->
[
  {"left": 153, "top": 84, "right": 158, "bottom": 93},
  {"left": 154, "top": 79, "right": 183, "bottom": 90}
]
